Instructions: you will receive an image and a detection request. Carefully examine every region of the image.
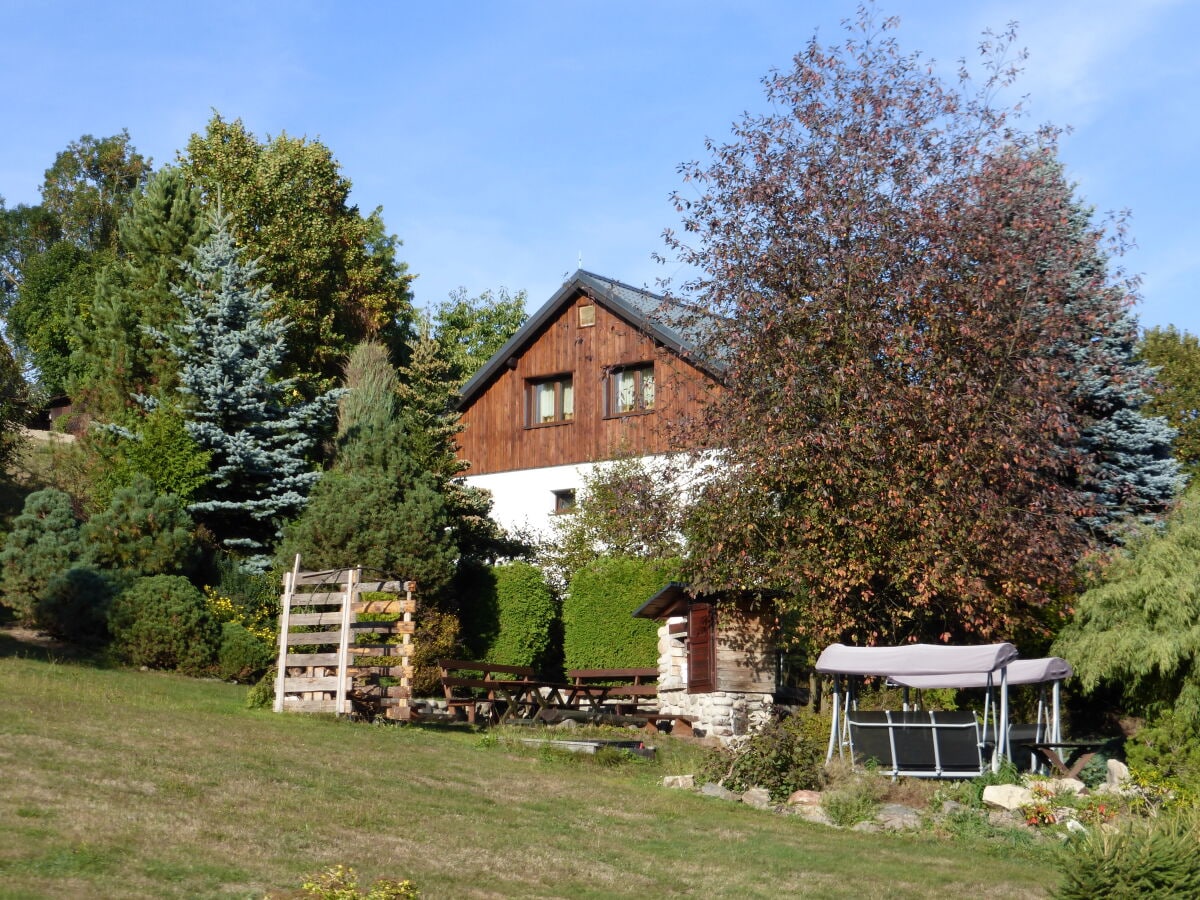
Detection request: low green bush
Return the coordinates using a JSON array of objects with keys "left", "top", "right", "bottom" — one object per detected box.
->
[
  {"left": 108, "top": 574, "right": 220, "bottom": 674},
  {"left": 701, "top": 713, "right": 827, "bottom": 801},
  {"left": 1055, "top": 812, "right": 1200, "bottom": 899},
  {"left": 563, "top": 555, "right": 677, "bottom": 670},
  {"left": 1125, "top": 710, "right": 1200, "bottom": 789},
  {"left": 821, "top": 775, "right": 886, "bottom": 827},
  {"left": 217, "top": 622, "right": 274, "bottom": 683},
  {"left": 35, "top": 565, "right": 114, "bottom": 644},
  {"left": 1124, "top": 764, "right": 1198, "bottom": 816},
  {"left": 81, "top": 475, "right": 196, "bottom": 578},
  {"left": 411, "top": 609, "right": 461, "bottom": 696},
  {"left": 245, "top": 667, "right": 276, "bottom": 709}
]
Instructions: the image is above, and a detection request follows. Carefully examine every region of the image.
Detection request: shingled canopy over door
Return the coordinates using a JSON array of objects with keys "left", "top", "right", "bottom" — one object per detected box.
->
[{"left": 688, "top": 600, "right": 716, "bottom": 694}]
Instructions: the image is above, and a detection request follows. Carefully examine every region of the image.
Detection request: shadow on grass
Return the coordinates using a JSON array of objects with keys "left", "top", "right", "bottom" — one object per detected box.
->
[{"left": 0, "top": 625, "right": 111, "bottom": 667}]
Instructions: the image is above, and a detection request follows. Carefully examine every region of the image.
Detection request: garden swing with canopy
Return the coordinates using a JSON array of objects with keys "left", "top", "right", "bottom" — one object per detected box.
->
[
  {"left": 888, "top": 656, "right": 1073, "bottom": 773},
  {"left": 815, "top": 642, "right": 1018, "bottom": 778}
]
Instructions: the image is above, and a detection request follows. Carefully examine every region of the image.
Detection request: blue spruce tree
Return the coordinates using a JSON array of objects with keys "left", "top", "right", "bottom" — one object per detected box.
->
[
  {"left": 154, "top": 210, "right": 339, "bottom": 570},
  {"left": 1060, "top": 198, "right": 1186, "bottom": 540}
]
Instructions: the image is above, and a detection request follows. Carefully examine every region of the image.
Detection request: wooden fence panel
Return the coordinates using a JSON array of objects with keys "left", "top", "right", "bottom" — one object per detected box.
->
[{"left": 274, "top": 558, "right": 417, "bottom": 720}]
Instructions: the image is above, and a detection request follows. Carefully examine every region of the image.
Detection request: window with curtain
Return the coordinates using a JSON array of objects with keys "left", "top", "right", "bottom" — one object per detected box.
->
[
  {"left": 607, "top": 363, "right": 654, "bottom": 416},
  {"left": 526, "top": 375, "right": 574, "bottom": 425}
]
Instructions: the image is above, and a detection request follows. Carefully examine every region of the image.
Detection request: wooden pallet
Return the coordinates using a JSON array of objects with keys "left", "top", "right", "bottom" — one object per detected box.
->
[{"left": 273, "top": 557, "right": 416, "bottom": 720}]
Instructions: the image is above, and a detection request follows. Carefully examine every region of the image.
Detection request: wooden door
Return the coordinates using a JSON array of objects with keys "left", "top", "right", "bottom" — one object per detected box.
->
[{"left": 688, "top": 601, "right": 716, "bottom": 694}]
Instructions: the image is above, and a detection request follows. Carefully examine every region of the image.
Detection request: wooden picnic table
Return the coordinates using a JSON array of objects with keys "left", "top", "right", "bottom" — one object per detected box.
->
[
  {"left": 438, "top": 660, "right": 692, "bottom": 732},
  {"left": 567, "top": 668, "right": 659, "bottom": 716},
  {"left": 1024, "top": 741, "right": 1107, "bottom": 779}
]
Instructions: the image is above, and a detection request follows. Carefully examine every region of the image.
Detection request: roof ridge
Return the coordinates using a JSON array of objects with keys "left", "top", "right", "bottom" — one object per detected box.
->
[{"left": 575, "top": 269, "right": 666, "bottom": 302}]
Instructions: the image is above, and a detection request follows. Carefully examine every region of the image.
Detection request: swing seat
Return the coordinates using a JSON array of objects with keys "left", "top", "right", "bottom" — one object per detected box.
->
[{"left": 847, "top": 709, "right": 986, "bottom": 778}]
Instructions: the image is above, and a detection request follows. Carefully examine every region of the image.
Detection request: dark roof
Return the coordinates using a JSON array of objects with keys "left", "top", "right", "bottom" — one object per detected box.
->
[
  {"left": 457, "top": 269, "right": 724, "bottom": 408},
  {"left": 633, "top": 582, "right": 695, "bottom": 620}
]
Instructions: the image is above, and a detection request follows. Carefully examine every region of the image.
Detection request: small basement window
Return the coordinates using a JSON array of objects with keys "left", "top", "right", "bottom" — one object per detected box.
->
[
  {"left": 527, "top": 375, "right": 574, "bottom": 425},
  {"left": 552, "top": 489, "right": 577, "bottom": 514},
  {"left": 607, "top": 363, "right": 655, "bottom": 416}
]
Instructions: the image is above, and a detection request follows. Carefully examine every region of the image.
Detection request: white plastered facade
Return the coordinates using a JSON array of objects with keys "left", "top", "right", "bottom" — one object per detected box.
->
[{"left": 462, "top": 451, "right": 720, "bottom": 541}]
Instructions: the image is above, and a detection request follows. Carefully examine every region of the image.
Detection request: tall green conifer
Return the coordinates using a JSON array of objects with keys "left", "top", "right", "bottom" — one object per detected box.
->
[
  {"left": 77, "top": 167, "right": 208, "bottom": 420},
  {"left": 282, "top": 341, "right": 457, "bottom": 595}
]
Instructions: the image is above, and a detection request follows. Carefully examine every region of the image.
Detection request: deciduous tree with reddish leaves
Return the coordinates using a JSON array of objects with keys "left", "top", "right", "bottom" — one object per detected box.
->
[{"left": 665, "top": 9, "right": 1156, "bottom": 646}]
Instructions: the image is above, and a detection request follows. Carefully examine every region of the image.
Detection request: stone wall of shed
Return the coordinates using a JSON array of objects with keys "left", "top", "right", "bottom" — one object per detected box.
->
[{"left": 656, "top": 618, "right": 773, "bottom": 741}]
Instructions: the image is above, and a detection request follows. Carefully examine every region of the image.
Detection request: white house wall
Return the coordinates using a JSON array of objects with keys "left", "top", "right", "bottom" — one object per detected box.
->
[{"left": 463, "top": 451, "right": 721, "bottom": 540}]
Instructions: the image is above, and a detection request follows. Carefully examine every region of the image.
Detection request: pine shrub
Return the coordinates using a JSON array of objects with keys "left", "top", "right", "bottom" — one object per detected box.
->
[
  {"left": 0, "top": 488, "right": 83, "bottom": 624},
  {"left": 1055, "top": 812, "right": 1200, "bottom": 899},
  {"left": 108, "top": 574, "right": 220, "bottom": 674},
  {"left": 1125, "top": 710, "right": 1200, "bottom": 789},
  {"left": 82, "top": 474, "right": 196, "bottom": 578},
  {"left": 487, "top": 562, "right": 556, "bottom": 670},
  {"left": 563, "top": 556, "right": 678, "bottom": 670},
  {"left": 285, "top": 464, "right": 457, "bottom": 598},
  {"left": 35, "top": 565, "right": 114, "bottom": 644}
]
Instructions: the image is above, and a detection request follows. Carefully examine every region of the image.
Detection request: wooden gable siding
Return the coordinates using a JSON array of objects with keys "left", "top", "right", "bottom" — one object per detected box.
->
[
  {"left": 457, "top": 289, "right": 716, "bottom": 476},
  {"left": 714, "top": 598, "right": 777, "bottom": 694}
]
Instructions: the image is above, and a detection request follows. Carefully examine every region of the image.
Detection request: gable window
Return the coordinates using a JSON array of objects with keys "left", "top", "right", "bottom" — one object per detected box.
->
[
  {"left": 527, "top": 375, "right": 574, "bottom": 426},
  {"left": 552, "top": 488, "right": 576, "bottom": 514},
  {"left": 607, "top": 363, "right": 655, "bottom": 416}
]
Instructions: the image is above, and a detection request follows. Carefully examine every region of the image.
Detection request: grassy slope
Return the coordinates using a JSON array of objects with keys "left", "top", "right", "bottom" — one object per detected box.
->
[{"left": 0, "top": 652, "right": 1059, "bottom": 899}]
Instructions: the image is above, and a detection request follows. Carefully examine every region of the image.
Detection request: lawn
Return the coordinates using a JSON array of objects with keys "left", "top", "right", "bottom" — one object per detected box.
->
[{"left": 0, "top": 639, "right": 1062, "bottom": 899}]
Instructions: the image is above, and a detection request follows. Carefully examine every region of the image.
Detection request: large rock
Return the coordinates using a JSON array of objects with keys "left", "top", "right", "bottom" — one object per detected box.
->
[
  {"left": 876, "top": 803, "right": 922, "bottom": 830},
  {"left": 1055, "top": 778, "right": 1087, "bottom": 796},
  {"left": 700, "top": 782, "right": 738, "bottom": 801},
  {"left": 662, "top": 775, "right": 694, "bottom": 789},
  {"left": 741, "top": 787, "right": 772, "bottom": 809},
  {"left": 787, "top": 789, "right": 823, "bottom": 807},
  {"left": 788, "top": 804, "right": 834, "bottom": 826},
  {"left": 1107, "top": 759, "right": 1130, "bottom": 791},
  {"left": 983, "top": 784, "right": 1034, "bottom": 811}
]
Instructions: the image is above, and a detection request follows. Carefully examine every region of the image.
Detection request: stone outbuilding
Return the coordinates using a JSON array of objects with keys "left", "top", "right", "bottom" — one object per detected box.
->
[{"left": 633, "top": 583, "right": 782, "bottom": 740}]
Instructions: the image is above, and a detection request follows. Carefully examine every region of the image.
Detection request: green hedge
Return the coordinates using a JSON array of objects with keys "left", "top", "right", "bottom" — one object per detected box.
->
[
  {"left": 485, "top": 562, "right": 556, "bottom": 670},
  {"left": 563, "top": 556, "right": 679, "bottom": 670},
  {"left": 453, "top": 559, "right": 499, "bottom": 660}
]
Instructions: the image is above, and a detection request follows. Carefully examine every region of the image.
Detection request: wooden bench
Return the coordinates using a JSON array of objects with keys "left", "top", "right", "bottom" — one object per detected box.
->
[{"left": 438, "top": 659, "right": 537, "bottom": 724}]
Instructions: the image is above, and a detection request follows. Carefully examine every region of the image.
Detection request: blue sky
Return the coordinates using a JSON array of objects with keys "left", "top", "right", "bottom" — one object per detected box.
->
[{"left": 4, "top": 1, "right": 1196, "bottom": 334}]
